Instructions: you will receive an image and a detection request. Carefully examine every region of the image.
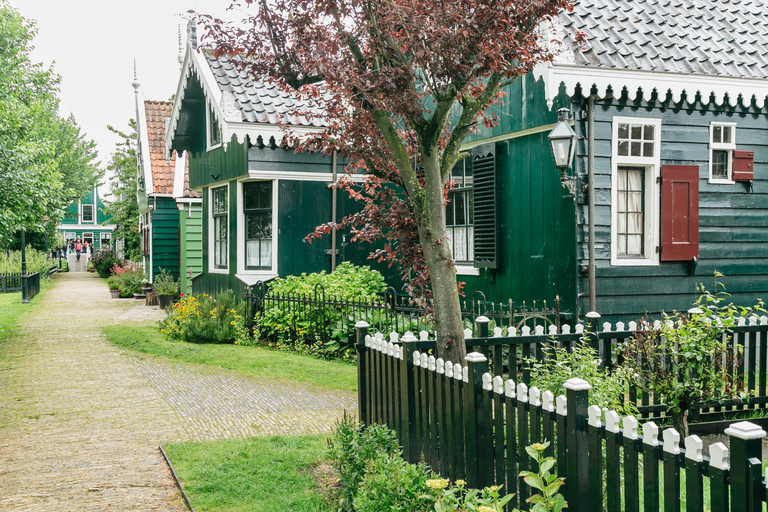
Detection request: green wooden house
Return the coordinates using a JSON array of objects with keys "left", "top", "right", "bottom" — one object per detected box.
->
[
  {"left": 59, "top": 187, "right": 115, "bottom": 250},
  {"left": 165, "top": 23, "right": 373, "bottom": 296},
  {"left": 457, "top": 0, "right": 768, "bottom": 323}
]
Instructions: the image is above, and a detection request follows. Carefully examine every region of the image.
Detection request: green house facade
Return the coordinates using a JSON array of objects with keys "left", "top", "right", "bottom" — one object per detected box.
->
[
  {"left": 59, "top": 187, "right": 115, "bottom": 249},
  {"left": 458, "top": 0, "right": 768, "bottom": 323},
  {"left": 166, "top": 24, "right": 375, "bottom": 297}
]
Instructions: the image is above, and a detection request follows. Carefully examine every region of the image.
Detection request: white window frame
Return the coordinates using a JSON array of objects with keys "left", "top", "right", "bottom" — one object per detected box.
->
[
  {"left": 206, "top": 105, "right": 222, "bottom": 151},
  {"left": 236, "top": 179, "right": 278, "bottom": 283},
  {"left": 81, "top": 204, "right": 94, "bottom": 223},
  {"left": 709, "top": 122, "right": 737, "bottom": 184},
  {"left": 208, "top": 185, "right": 229, "bottom": 274},
  {"left": 610, "top": 116, "right": 662, "bottom": 266}
]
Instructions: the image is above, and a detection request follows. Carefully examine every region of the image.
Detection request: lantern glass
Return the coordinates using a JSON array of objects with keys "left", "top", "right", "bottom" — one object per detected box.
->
[{"left": 548, "top": 109, "right": 577, "bottom": 170}]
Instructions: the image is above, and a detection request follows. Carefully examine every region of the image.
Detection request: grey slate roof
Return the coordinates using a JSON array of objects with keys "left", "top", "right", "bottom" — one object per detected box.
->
[
  {"left": 558, "top": 0, "right": 768, "bottom": 79},
  {"left": 203, "top": 50, "right": 326, "bottom": 127}
]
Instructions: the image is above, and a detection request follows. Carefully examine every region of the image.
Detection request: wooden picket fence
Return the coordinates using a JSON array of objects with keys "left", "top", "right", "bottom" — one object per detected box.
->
[
  {"left": 356, "top": 320, "right": 768, "bottom": 512},
  {"left": 0, "top": 272, "right": 22, "bottom": 293}
]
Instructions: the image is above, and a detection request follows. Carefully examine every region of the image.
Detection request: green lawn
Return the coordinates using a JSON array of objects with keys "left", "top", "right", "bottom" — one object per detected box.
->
[
  {"left": 103, "top": 324, "right": 358, "bottom": 393},
  {"left": 0, "top": 279, "right": 50, "bottom": 343},
  {"left": 163, "top": 435, "right": 333, "bottom": 512}
]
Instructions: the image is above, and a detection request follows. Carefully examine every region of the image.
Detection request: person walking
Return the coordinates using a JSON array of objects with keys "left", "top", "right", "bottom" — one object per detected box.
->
[{"left": 75, "top": 238, "right": 82, "bottom": 261}]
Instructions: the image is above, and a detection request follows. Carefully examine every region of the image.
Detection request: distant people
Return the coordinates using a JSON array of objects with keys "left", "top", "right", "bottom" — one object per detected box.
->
[{"left": 75, "top": 238, "right": 82, "bottom": 261}]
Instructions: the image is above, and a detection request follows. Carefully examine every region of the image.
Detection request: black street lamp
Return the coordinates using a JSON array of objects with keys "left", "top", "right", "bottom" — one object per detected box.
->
[{"left": 548, "top": 108, "right": 578, "bottom": 192}]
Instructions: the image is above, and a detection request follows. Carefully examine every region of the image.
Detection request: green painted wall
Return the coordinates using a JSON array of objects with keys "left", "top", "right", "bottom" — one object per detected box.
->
[
  {"left": 188, "top": 135, "right": 248, "bottom": 189},
  {"left": 178, "top": 203, "right": 202, "bottom": 293},
  {"left": 573, "top": 95, "right": 768, "bottom": 323},
  {"left": 150, "top": 196, "right": 181, "bottom": 280}
]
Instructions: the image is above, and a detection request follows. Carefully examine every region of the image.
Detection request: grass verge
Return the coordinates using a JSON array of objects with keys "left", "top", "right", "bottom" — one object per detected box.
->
[
  {"left": 163, "top": 435, "right": 332, "bottom": 512},
  {"left": 0, "top": 278, "right": 52, "bottom": 342},
  {"left": 103, "top": 324, "right": 357, "bottom": 393}
]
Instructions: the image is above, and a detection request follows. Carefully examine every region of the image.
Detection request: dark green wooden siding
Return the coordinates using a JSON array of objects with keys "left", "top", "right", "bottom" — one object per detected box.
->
[
  {"left": 150, "top": 196, "right": 180, "bottom": 280},
  {"left": 574, "top": 96, "right": 768, "bottom": 323},
  {"left": 178, "top": 204, "right": 202, "bottom": 293},
  {"left": 188, "top": 135, "right": 249, "bottom": 189}
]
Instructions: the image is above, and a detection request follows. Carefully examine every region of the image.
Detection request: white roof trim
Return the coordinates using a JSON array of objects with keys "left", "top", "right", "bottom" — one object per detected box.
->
[
  {"left": 166, "top": 46, "right": 326, "bottom": 156},
  {"left": 135, "top": 88, "right": 154, "bottom": 195},
  {"left": 534, "top": 62, "right": 768, "bottom": 110},
  {"left": 172, "top": 151, "right": 187, "bottom": 199}
]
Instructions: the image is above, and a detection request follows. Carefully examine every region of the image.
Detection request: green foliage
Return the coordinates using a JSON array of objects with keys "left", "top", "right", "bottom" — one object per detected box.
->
[
  {"left": 326, "top": 414, "right": 400, "bottom": 511},
  {"left": 621, "top": 278, "right": 764, "bottom": 436},
  {"left": 106, "top": 276, "right": 119, "bottom": 290},
  {"left": 161, "top": 291, "right": 246, "bottom": 344},
  {"left": 520, "top": 442, "right": 566, "bottom": 512},
  {"left": 255, "top": 262, "right": 386, "bottom": 358},
  {"left": 528, "top": 341, "right": 637, "bottom": 419},
  {"left": 89, "top": 248, "right": 119, "bottom": 278},
  {"left": 153, "top": 268, "right": 178, "bottom": 295},
  {"left": 353, "top": 454, "right": 436, "bottom": 512},
  {"left": 102, "top": 122, "right": 140, "bottom": 261},
  {"left": 426, "top": 480, "right": 514, "bottom": 512},
  {"left": 0, "top": 247, "right": 51, "bottom": 275},
  {"left": 110, "top": 261, "right": 144, "bottom": 297}
]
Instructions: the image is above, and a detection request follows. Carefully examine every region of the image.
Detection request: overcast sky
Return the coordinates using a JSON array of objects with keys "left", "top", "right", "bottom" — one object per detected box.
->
[{"left": 18, "top": 0, "right": 243, "bottom": 184}]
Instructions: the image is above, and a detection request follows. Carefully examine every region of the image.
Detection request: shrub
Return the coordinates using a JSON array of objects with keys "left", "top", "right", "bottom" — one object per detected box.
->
[
  {"left": 255, "top": 262, "right": 386, "bottom": 358},
  {"left": 153, "top": 269, "right": 177, "bottom": 295},
  {"left": 106, "top": 277, "right": 119, "bottom": 290},
  {"left": 326, "top": 413, "right": 400, "bottom": 512},
  {"left": 111, "top": 261, "right": 144, "bottom": 297},
  {"left": 0, "top": 247, "right": 51, "bottom": 275},
  {"left": 353, "top": 454, "right": 436, "bottom": 512},
  {"left": 90, "top": 248, "right": 119, "bottom": 278},
  {"left": 160, "top": 291, "right": 245, "bottom": 344}
]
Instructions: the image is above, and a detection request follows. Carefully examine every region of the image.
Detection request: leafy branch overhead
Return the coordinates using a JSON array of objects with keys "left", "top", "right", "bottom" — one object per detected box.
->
[{"left": 197, "top": 0, "right": 582, "bottom": 361}]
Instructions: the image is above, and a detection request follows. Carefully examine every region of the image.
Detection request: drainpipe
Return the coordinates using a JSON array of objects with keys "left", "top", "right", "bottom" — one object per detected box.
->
[
  {"left": 587, "top": 96, "right": 596, "bottom": 312},
  {"left": 331, "top": 150, "right": 338, "bottom": 271}
]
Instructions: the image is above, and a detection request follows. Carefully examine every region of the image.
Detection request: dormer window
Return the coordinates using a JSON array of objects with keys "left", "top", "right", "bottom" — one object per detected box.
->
[{"left": 208, "top": 107, "right": 221, "bottom": 149}]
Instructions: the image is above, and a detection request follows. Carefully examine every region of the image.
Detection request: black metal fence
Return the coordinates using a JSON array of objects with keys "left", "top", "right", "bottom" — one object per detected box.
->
[
  {"left": 23, "top": 272, "right": 40, "bottom": 302},
  {"left": 244, "top": 282, "right": 564, "bottom": 345},
  {"left": 357, "top": 321, "right": 768, "bottom": 512}
]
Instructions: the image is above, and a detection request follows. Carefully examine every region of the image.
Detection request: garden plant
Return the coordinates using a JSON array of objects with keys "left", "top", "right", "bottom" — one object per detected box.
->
[
  {"left": 110, "top": 261, "right": 144, "bottom": 298},
  {"left": 152, "top": 269, "right": 178, "bottom": 296},
  {"left": 161, "top": 290, "right": 247, "bottom": 344}
]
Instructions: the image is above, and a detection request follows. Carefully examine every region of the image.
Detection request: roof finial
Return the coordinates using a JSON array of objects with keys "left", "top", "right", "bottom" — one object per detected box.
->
[
  {"left": 177, "top": 24, "right": 184, "bottom": 67},
  {"left": 186, "top": 16, "right": 198, "bottom": 51},
  {"left": 132, "top": 59, "right": 140, "bottom": 92}
]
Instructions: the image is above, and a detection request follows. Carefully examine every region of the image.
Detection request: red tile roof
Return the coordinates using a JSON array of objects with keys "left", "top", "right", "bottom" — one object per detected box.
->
[{"left": 144, "top": 100, "right": 199, "bottom": 197}]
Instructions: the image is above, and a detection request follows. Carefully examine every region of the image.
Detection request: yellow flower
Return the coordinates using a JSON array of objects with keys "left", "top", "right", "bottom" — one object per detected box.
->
[
  {"left": 426, "top": 479, "right": 449, "bottom": 490},
  {"left": 455, "top": 479, "right": 466, "bottom": 486},
  {"left": 530, "top": 443, "right": 547, "bottom": 452},
  {"left": 488, "top": 485, "right": 502, "bottom": 492},
  {"left": 478, "top": 507, "right": 495, "bottom": 512}
]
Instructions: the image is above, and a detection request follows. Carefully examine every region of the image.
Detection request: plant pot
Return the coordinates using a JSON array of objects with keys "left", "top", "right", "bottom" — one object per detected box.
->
[
  {"left": 158, "top": 294, "right": 174, "bottom": 309},
  {"left": 110, "top": 289, "right": 121, "bottom": 299},
  {"left": 141, "top": 285, "right": 153, "bottom": 294}
]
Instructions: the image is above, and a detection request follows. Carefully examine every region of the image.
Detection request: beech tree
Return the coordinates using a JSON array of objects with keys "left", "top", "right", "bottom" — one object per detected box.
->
[{"left": 199, "top": 0, "right": 579, "bottom": 361}]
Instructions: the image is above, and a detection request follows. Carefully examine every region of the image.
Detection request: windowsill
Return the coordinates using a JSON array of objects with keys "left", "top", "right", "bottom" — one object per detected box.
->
[
  {"left": 708, "top": 178, "right": 735, "bottom": 185},
  {"left": 209, "top": 267, "right": 229, "bottom": 274},
  {"left": 455, "top": 265, "right": 480, "bottom": 276},
  {"left": 207, "top": 142, "right": 222, "bottom": 152},
  {"left": 236, "top": 273, "right": 278, "bottom": 286},
  {"left": 610, "top": 257, "right": 658, "bottom": 267}
]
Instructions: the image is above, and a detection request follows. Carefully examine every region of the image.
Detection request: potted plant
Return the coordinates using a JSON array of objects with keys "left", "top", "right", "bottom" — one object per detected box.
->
[
  {"left": 107, "top": 277, "right": 121, "bottom": 299},
  {"left": 141, "top": 278, "right": 152, "bottom": 295},
  {"left": 153, "top": 269, "right": 177, "bottom": 309}
]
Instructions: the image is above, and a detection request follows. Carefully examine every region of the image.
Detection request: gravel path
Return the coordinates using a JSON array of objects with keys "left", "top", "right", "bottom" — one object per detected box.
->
[{"left": 0, "top": 272, "right": 355, "bottom": 511}]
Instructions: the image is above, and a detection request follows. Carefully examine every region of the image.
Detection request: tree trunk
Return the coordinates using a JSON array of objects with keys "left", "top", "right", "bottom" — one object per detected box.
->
[
  {"left": 413, "top": 155, "right": 467, "bottom": 365},
  {"left": 671, "top": 409, "right": 689, "bottom": 439}
]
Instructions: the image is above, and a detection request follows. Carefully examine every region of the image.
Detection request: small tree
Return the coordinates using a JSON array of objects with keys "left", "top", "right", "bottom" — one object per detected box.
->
[{"left": 621, "top": 284, "right": 763, "bottom": 437}]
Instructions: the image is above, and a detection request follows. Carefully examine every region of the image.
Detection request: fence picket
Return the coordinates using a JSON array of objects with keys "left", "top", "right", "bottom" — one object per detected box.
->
[
  {"left": 504, "top": 380, "right": 518, "bottom": 511},
  {"left": 684, "top": 435, "right": 705, "bottom": 512},
  {"left": 709, "top": 443, "right": 729, "bottom": 512},
  {"left": 642, "top": 422, "right": 661, "bottom": 512},
  {"left": 516, "top": 382, "right": 530, "bottom": 505},
  {"left": 662, "top": 428, "right": 682, "bottom": 512},
  {"left": 605, "top": 411, "right": 622, "bottom": 512},
  {"left": 623, "top": 417, "right": 640, "bottom": 512},
  {"left": 587, "top": 406, "right": 603, "bottom": 512}
]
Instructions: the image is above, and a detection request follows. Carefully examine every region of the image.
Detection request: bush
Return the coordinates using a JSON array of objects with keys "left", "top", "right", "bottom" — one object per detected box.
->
[
  {"left": 0, "top": 247, "right": 51, "bottom": 275},
  {"left": 153, "top": 268, "right": 177, "bottom": 295},
  {"left": 111, "top": 261, "right": 144, "bottom": 297},
  {"left": 106, "top": 277, "right": 119, "bottom": 290},
  {"left": 353, "top": 454, "right": 436, "bottom": 512},
  {"left": 90, "top": 248, "right": 119, "bottom": 278},
  {"left": 255, "top": 262, "right": 386, "bottom": 358},
  {"left": 326, "top": 413, "right": 400, "bottom": 512},
  {"left": 160, "top": 290, "right": 246, "bottom": 344}
]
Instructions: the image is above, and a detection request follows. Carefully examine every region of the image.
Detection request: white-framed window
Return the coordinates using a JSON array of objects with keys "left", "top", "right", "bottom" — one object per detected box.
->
[
  {"left": 81, "top": 204, "right": 93, "bottom": 223},
  {"left": 709, "top": 122, "right": 736, "bottom": 183},
  {"left": 611, "top": 116, "right": 662, "bottom": 266},
  {"left": 207, "top": 106, "right": 221, "bottom": 150},
  {"left": 446, "top": 158, "right": 479, "bottom": 276},
  {"left": 209, "top": 185, "right": 229, "bottom": 272},
  {"left": 236, "top": 179, "right": 278, "bottom": 280},
  {"left": 100, "top": 232, "right": 111, "bottom": 247}
]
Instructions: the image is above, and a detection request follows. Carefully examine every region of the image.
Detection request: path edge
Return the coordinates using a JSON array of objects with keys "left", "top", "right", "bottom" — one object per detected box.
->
[{"left": 159, "top": 445, "right": 196, "bottom": 512}]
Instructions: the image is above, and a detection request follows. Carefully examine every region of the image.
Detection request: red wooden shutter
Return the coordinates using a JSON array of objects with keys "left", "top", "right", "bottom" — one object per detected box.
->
[{"left": 661, "top": 165, "right": 699, "bottom": 261}]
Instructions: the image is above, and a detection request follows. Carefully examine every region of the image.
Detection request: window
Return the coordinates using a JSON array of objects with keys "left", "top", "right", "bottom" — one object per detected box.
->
[
  {"left": 611, "top": 117, "right": 661, "bottom": 266},
  {"left": 101, "top": 232, "right": 111, "bottom": 247},
  {"left": 243, "top": 182, "right": 273, "bottom": 270},
  {"left": 212, "top": 186, "right": 228, "bottom": 269},
  {"left": 82, "top": 204, "right": 93, "bottom": 223},
  {"left": 208, "top": 107, "right": 221, "bottom": 148},
  {"left": 709, "top": 122, "right": 736, "bottom": 182},
  {"left": 446, "top": 159, "right": 473, "bottom": 263}
]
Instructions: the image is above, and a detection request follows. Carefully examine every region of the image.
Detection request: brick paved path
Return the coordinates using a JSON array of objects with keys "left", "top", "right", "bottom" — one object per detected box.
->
[{"left": 0, "top": 272, "right": 355, "bottom": 511}]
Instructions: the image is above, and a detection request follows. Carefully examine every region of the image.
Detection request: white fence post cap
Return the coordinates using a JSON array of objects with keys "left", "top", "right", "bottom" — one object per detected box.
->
[
  {"left": 643, "top": 422, "right": 660, "bottom": 447},
  {"left": 724, "top": 421, "right": 767, "bottom": 440},
  {"left": 586, "top": 311, "right": 601, "bottom": 319},
  {"left": 564, "top": 378, "right": 592, "bottom": 391},
  {"left": 354, "top": 321, "right": 369, "bottom": 328},
  {"left": 400, "top": 332, "right": 418, "bottom": 342},
  {"left": 476, "top": 316, "right": 490, "bottom": 323},
  {"left": 465, "top": 352, "right": 488, "bottom": 363},
  {"left": 663, "top": 428, "right": 681, "bottom": 455},
  {"left": 710, "top": 442, "right": 729, "bottom": 470},
  {"left": 685, "top": 435, "right": 704, "bottom": 462}
]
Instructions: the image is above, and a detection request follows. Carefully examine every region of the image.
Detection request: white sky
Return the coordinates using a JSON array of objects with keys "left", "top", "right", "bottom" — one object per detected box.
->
[{"left": 18, "top": 0, "right": 245, "bottom": 183}]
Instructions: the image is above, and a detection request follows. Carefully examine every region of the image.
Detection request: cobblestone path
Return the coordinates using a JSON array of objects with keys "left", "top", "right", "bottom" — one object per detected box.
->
[{"left": 0, "top": 272, "right": 356, "bottom": 511}]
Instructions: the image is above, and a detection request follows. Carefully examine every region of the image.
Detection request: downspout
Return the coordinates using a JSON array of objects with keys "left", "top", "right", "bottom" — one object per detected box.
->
[
  {"left": 331, "top": 150, "right": 338, "bottom": 271},
  {"left": 587, "top": 96, "right": 596, "bottom": 312}
]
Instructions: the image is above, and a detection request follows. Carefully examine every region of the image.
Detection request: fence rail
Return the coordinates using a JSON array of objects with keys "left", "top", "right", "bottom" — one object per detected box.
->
[
  {"left": 357, "top": 321, "right": 768, "bottom": 512},
  {"left": 244, "top": 282, "right": 563, "bottom": 344}
]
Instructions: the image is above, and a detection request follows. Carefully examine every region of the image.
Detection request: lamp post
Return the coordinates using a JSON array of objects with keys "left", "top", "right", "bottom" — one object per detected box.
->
[{"left": 548, "top": 108, "right": 578, "bottom": 194}]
